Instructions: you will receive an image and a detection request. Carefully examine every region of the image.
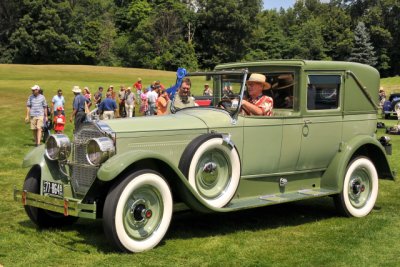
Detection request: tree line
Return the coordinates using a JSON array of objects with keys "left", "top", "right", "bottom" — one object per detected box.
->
[{"left": 0, "top": 0, "right": 399, "bottom": 77}]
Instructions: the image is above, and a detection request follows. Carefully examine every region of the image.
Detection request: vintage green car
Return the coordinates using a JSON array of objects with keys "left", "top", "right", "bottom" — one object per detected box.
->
[{"left": 15, "top": 60, "right": 394, "bottom": 253}]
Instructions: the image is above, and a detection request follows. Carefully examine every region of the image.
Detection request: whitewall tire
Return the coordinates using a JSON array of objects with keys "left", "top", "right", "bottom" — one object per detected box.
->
[
  {"left": 103, "top": 170, "right": 173, "bottom": 252},
  {"left": 334, "top": 157, "right": 378, "bottom": 217},
  {"left": 180, "top": 134, "right": 241, "bottom": 208}
]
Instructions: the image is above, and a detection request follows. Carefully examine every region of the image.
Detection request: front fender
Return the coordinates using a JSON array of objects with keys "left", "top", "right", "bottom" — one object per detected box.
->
[
  {"left": 321, "top": 135, "right": 394, "bottom": 191},
  {"left": 97, "top": 150, "right": 185, "bottom": 182},
  {"left": 22, "top": 145, "right": 46, "bottom": 168},
  {"left": 97, "top": 150, "right": 225, "bottom": 213}
]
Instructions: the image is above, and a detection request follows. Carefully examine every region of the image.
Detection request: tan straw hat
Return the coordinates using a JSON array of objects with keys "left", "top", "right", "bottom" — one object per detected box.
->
[
  {"left": 247, "top": 73, "right": 271, "bottom": 90},
  {"left": 72, "top": 85, "right": 81, "bottom": 93}
]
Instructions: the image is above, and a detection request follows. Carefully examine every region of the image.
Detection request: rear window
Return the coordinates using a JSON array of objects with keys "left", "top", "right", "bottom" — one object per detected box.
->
[{"left": 307, "top": 75, "right": 341, "bottom": 110}]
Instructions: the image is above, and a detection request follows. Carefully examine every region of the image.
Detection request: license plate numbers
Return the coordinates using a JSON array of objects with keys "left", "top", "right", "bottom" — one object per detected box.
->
[{"left": 43, "top": 181, "right": 63, "bottom": 196}]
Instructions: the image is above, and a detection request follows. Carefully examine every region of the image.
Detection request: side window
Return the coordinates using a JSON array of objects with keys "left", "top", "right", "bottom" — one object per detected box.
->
[{"left": 307, "top": 75, "right": 341, "bottom": 110}]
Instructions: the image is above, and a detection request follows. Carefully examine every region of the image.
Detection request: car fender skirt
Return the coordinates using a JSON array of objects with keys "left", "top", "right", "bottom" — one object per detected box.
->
[{"left": 321, "top": 135, "right": 394, "bottom": 191}]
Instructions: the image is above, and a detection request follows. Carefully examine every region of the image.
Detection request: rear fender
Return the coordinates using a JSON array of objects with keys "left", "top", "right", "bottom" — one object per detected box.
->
[{"left": 321, "top": 135, "right": 394, "bottom": 192}]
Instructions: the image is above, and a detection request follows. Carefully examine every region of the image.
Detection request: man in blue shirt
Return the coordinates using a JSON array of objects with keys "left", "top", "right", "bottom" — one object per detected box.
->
[
  {"left": 70, "top": 86, "right": 87, "bottom": 131},
  {"left": 98, "top": 92, "right": 117, "bottom": 120},
  {"left": 25, "top": 85, "right": 48, "bottom": 146},
  {"left": 51, "top": 89, "right": 65, "bottom": 116}
]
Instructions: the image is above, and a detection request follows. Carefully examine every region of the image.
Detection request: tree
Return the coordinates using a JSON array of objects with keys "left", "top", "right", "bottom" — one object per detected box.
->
[
  {"left": 9, "top": 0, "right": 78, "bottom": 63},
  {"left": 244, "top": 10, "right": 287, "bottom": 61},
  {"left": 348, "top": 21, "right": 377, "bottom": 66},
  {"left": 195, "top": 0, "right": 262, "bottom": 69}
]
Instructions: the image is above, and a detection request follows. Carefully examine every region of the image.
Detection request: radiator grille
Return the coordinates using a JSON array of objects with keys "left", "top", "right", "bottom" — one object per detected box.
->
[{"left": 70, "top": 123, "right": 105, "bottom": 196}]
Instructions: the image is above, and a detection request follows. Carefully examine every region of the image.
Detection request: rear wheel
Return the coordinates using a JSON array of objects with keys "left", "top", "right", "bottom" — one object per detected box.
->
[
  {"left": 103, "top": 170, "right": 173, "bottom": 252},
  {"left": 23, "top": 172, "right": 78, "bottom": 228},
  {"left": 334, "top": 157, "right": 378, "bottom": 217}
]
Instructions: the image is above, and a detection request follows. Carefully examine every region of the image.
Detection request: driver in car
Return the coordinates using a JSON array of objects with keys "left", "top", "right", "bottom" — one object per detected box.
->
[{"left": 241, "top": 73, "right": 273, "bottom": 116}]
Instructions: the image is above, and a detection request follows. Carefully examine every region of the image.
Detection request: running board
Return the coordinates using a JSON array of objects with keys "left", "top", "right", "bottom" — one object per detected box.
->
[
  {"left": 226, "top": 188, "right": 338, "bottom": 210},
  {"left": 259, "top": 188, "right": 337, "bottom": 203}
]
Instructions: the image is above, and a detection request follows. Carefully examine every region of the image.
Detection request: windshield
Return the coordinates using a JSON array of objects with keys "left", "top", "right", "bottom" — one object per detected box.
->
[{"left": 170, "top": 70, "right": 247, "bottom": 115}]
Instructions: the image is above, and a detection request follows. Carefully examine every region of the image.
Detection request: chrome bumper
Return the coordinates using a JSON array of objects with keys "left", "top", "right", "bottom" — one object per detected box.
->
[{"left": 14, "top": 187, "right": 97, "bottom": 219}]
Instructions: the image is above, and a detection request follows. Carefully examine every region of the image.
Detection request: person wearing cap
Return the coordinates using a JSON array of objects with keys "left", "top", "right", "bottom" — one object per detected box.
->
[
  {"left": 51, "top": 89, "right": 65, "bottom": 116},
  {"left": 53, "top": 106, "right": 66, "bottom": 133},
  {"left": 134, "top": 78, "right": 143, "bottom": 92},
  {"left": 124, "top": 87, "right": 136, "bottom": 117},
  {"left": 241, "top": 73, "right": 273, "bottom": 116},
  {"left": 26, "top": 85, "right": 48, "bottom": 146},
  {"left": 70, "top": 86, "right": 87, "bottom": 131}
]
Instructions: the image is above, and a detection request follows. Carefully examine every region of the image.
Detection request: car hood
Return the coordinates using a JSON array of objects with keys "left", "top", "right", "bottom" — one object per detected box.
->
[
  {"left": 96, "top": 109, "right": 234, "bottom": 134},
  {"left": 97, "top": 112, "right": 208, "bottom": 134}
]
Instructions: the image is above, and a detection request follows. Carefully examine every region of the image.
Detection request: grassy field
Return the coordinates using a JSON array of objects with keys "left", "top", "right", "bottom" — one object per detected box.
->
[{"left": 0, "top": 64, "right": 400, "bottom": 266}]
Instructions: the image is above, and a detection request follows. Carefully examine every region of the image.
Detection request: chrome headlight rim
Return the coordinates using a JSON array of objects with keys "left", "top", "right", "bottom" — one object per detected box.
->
[
  {"left": 45, "top": 134, "right": 71, "bottom": 161},
  {"left": 86, "top": 137, "right": 115, "bottom": 166}
]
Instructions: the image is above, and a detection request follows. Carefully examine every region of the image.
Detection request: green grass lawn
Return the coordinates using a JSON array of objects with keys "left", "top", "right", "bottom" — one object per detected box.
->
[{"left": 0, "top": 64, "right": 400, "bottom": 266}]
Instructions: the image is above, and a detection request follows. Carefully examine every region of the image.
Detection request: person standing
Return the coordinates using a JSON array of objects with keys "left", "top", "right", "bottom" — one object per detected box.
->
[
  {"left": 147, "top": 87, "right": 158, "bottom": 115},
  {"left": 53, "top": 106, "right": 66, "bottom": 133},
  {"left": 51, "top": 89, "right": 65, "bottom": 116},
  {"left": 124, "top": 87, "right": 136, "bottom": 117},
  {"left": 25, "top": 85, "right": 48, "bottom": 147},
  {"left": 94, "top": 86, "right": 103, "bottom": 106},
  {"left": 70, "top": 86, "right": 87, "bottom": 132},
  {"left": 83, "top": 87, "right": 92, "bottom": 108},
  {"left": 156, "top": 89, "right": 170, "bottom": 115},
  {"left": 134, "top": 78, "right": 143, "bottom": 107},
  {"left": 98, "top": 92, "right": 117, "bottom": 120},
  {"left": 118, "top": 85, "right": 126, "bottom": 117}
]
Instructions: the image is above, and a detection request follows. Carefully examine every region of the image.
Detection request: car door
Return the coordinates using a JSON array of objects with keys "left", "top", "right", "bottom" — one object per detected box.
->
[
  {"left": 296, "top": 73, "right": 344, "bottom": 170},
  {"left": 241, "top": 116, "right": 283, "bottom": 176}
]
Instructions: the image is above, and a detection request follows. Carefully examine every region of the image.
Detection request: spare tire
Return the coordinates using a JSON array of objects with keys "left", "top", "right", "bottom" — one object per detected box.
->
[{"left": 179, "top": 134, "right": 241, "bottom": 208}]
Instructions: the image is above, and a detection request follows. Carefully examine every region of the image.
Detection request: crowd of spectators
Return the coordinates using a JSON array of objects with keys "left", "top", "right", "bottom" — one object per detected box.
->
[{"left": 25, "top": 78, "right": 175, "bottom": 145}]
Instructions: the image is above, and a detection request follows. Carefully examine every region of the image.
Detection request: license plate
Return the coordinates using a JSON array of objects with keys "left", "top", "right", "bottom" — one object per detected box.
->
[{"left": 43, "top": 181, "right": 63, "bottom": 197}]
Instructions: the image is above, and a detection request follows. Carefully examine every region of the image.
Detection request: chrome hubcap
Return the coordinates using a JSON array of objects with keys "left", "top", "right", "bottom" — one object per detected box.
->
[{"left": 348, "top": 168, "right": 371, "bottom": 208}]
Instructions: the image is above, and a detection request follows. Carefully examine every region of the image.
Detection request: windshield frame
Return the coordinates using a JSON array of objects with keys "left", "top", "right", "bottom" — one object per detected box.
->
[{"left": 171, "top": 69, "right": 248, "bottom": 119}]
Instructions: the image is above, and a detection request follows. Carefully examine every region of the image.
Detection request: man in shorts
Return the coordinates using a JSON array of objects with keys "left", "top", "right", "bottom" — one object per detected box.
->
[{"left": 25, "top": 85, "right": 48, "bottom": 147}]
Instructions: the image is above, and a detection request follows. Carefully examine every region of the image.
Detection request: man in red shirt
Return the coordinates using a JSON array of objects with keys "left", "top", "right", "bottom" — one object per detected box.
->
[{"left": 241, "top": 73, "right": 273, "bottom": 116}]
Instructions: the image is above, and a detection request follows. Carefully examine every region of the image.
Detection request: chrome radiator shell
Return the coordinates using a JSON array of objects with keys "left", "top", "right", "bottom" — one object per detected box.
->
[{"left": 69, "top": 123, "right": 105, "bottom": 196}]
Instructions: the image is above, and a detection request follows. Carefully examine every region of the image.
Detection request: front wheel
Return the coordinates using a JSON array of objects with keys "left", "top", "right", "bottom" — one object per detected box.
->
[
  {"left": 103, "top": 170, "right": 173, "bottom": 253},
  {"left": 334, "top": 157, "right": 378, "bottom": 217}
]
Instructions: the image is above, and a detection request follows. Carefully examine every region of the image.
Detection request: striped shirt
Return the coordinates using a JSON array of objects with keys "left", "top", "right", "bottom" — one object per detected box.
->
[{"left": 27, "top": 94, "right": 47, "bottom": 117}]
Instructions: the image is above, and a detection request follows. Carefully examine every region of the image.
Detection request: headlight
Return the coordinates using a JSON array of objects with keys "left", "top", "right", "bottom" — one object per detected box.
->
[
  {"left": 45, "top": 134, "right": 71, "bottom": 160},
  {"left": 86, "top": 137, "right": 115, "bottom": 166}
]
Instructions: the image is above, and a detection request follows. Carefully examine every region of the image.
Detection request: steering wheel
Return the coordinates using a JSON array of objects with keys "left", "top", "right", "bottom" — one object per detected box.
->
[{"left": 217, "top": 99, "right": 232, "bottom": 109}]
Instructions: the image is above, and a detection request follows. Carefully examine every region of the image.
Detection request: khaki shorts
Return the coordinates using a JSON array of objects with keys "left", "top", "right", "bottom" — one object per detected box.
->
[{"left": 30, "top": 116, "right": 44, "bottom": 130}]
